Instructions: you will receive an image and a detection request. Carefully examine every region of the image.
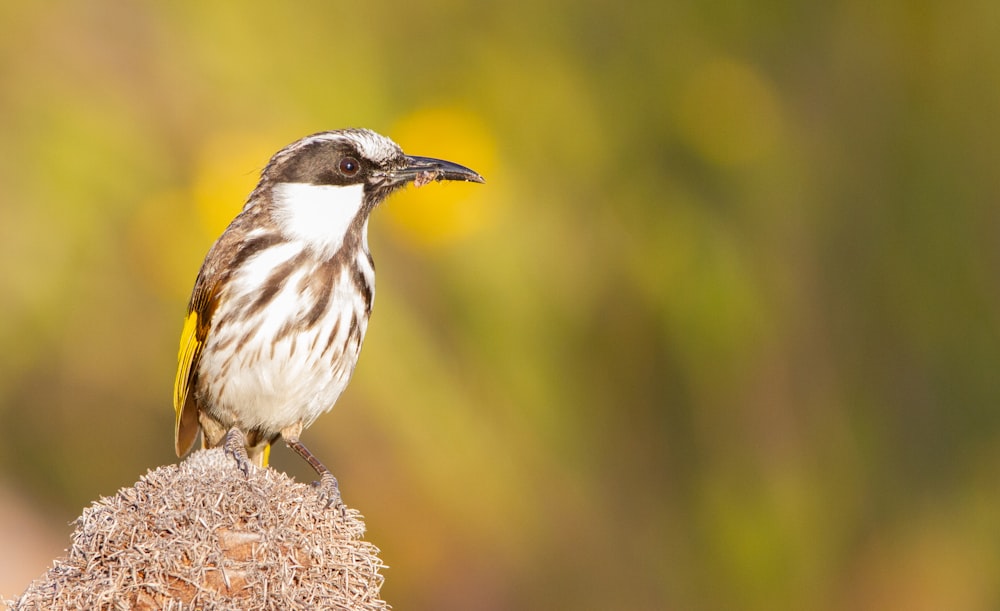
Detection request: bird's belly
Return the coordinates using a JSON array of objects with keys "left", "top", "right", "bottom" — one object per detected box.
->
[
  {"left": 197, "top": 292, "right": 369, "bottom": 434},
  {"left": 207, "top": 338, "right": 361, "bottom": 433}
]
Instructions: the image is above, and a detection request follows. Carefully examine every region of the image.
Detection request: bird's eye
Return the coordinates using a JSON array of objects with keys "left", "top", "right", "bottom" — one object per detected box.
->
[{"left": 339, "top": 157, "right": 360, "bottom": 176}]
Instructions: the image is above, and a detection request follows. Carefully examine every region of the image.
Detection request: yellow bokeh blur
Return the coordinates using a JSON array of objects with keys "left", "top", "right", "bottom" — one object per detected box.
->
[
  {"left": 192, "top": 131, "right": 288, "bottom": 238},
  {"left": 385, "top": 108, "right": 498, "bottom": 250},
  {"left": 128, "top": 189, "right": 207, "bottom": 301}
]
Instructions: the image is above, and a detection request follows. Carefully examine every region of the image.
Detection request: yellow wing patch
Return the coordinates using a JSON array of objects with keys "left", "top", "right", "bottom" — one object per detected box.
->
[{"left": 174, "top": 309, "right": 203, "bottom": 457}]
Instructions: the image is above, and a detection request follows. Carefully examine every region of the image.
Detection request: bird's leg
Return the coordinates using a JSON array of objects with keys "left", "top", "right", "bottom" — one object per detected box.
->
[
  {"left": 223, "top": 426, "right": 253, "bottom": 477},
  {"left": 281, "top": 423, "right": 343, "bottom": 512}
]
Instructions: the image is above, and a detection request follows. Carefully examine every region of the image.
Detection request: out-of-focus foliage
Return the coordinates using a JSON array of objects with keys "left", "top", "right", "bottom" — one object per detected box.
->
[{"left": 1, "top": 0, "right": 999, "bottom": 608}]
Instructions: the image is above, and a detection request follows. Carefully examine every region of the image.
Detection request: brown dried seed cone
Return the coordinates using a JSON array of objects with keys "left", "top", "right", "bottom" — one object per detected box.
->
[{"left": 9, "top": 448, "right": 389, "bottom": 610}]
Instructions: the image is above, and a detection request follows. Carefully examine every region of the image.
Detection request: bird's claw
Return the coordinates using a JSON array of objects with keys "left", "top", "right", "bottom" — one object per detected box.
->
[
  {"left": 223, "top": 428, "right": 253, "bottom": 478},
  {"left": 314, "top": 473, "right": 346, "bottom": 516}
]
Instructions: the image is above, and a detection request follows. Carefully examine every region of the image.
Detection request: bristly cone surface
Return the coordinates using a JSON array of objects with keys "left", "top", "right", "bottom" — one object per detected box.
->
[{"left": 9, "top": 448, "right": 389, "bottom": 610}]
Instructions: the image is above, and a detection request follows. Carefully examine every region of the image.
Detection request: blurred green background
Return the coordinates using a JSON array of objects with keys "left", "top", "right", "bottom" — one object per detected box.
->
[{"left": 1, "top": 0, "right": 999, "bottom": 609}]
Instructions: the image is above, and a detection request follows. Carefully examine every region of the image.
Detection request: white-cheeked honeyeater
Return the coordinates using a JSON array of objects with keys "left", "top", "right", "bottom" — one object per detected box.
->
[{"left": 173, "top": 128, "right": 484, "bottom": 507}]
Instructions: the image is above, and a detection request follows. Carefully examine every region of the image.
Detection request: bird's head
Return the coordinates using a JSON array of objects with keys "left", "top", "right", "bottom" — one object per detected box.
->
[{"left": 250, "top": 128, "right": 484, "bottom": 255}]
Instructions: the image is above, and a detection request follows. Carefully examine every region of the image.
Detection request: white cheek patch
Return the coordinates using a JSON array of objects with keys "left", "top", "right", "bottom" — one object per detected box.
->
[{"left": 272, "top": 182, "right": 365, "bottom": 256}]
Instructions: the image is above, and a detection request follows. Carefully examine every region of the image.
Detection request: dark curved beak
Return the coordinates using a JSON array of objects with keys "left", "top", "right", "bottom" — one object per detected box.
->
[{"left": 392, "top": 155, "right": 486, "bottom": 187}]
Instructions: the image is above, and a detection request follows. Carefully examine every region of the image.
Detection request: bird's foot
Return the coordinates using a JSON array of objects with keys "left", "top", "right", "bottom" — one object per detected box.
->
[
  {"left": 314, "top": 472, "right": 346, "bottom": 517},
  {"left": 283, "top": 433, "right": 346, "bottom": 516},
  {"left": 223, "top": 427, "right": 253, "bottom": 477}
]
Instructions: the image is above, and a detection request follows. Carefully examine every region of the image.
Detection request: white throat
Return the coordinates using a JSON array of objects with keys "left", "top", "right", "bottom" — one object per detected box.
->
[{"left": 272, "top": 182, "right": 366, "bottom": 256}]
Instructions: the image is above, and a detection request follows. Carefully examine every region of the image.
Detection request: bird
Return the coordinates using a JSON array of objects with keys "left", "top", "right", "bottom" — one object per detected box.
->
[{"left": 173, "top": 128, "right": 485, "bottom": 508}]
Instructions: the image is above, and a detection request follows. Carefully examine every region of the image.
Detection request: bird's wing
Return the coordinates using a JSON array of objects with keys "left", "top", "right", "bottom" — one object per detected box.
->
[{"left": 173, "top": 274, "right": 220, "bottom": 458}]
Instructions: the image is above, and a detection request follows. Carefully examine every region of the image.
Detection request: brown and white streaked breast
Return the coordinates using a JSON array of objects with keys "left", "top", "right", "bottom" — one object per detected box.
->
[
  {"left": 197, "top": 174, "right": 377, "bottom": 434},
  {"left": 198, "top": 231, "right": 374, "bottom": 433}
]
